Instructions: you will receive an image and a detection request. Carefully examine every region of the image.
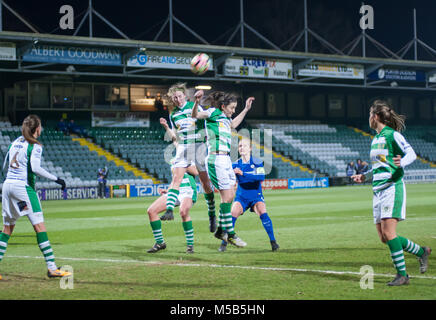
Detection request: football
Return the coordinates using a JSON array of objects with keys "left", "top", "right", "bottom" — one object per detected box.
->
[{"left": 190, "top": 53, "right": 211, "bottom": 75}]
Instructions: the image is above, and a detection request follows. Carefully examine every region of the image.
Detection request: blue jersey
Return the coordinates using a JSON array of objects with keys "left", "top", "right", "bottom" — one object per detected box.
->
[{"left": 232, "top": 156, "right": 265, "bottom": 200}]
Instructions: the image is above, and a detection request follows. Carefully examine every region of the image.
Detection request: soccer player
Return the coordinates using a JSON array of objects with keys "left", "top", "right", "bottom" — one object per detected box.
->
[
  {"left": 159, "top": 83, "right": 217, "bottom": 233},
  {"left": 146, "top": 161, "right": 198, "bottom": 254},
  {"left": 219, "top": 138, "right": 279, "bottom": 252},
  {"left": 191, "top": 90, "right": 254, "bottom": 247},
  {"left": 1, "top": 115, "right": 71, "bottom": 279},
  {"left": 352, "top": 100, "right": 431, "bottom": 286}
]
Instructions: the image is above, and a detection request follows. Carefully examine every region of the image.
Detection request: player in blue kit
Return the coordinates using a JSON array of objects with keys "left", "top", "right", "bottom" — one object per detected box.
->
[{"left": 219, "top": 138, "right": 279, "bottom": 252}]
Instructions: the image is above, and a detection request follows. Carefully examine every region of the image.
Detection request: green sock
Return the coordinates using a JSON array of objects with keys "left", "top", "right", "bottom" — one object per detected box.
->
[
  {"left": 220, "top": 203, "right": 234, "bottom": 235},
  {"left": 166, "top": 189, "right": 179, "bottom": 211},
  {"left": 150, "top": 220, "right": 164, "bottom": 244},
  {"left": 182, "top": 221, "right": 194, "bottom": 246},
  {"left": 204, "top": 192, "right": 216, "bottom": 217},
  {"left": 36, "top": 232, "right": 57, "bottom": 271},
  {"left": 0, "top": 233, "right": 11, "bottom": 262},
  {"left": 387, "top": 237, "right": 407, "bottom": 277},
  {"left": 398, "top": 236, "right": 425, "bottom": 257}
]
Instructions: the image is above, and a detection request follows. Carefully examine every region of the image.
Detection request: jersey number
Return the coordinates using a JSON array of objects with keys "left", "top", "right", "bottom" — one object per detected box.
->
[{"left": 10, "top": 152, "right": 19, "bottom": 169}]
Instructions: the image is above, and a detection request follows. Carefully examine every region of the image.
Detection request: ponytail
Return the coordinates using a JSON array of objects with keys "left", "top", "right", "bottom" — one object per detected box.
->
[
  {"left": 203, "top": 91, "right": 238, "bottom": 110},
  {"left": 370, "top": 100, "right": 406, "bottom": 132},
  {"left": 22, "top": 115, "right": 42, "bottom": 145}
]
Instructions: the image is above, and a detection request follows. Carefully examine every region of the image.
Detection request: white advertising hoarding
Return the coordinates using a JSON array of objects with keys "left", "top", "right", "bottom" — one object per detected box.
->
[
  {"left": 0, "top": 42, "right": 16, "bottom": 61},
  {"left": 298, "top": 61, "right": 364, "bottom": 79},
  {"left": 224, "top": 56, "right": 293, "bottom": 80}
]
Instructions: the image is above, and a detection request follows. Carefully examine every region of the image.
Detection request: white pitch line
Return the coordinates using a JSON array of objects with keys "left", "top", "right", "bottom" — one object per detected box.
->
[{"left": 7, "top": 255, "right": 436, "bottom": 280}]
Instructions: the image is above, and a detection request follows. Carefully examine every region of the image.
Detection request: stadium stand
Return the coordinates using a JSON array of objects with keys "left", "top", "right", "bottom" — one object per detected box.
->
[
  {"left": 87, "top": 125, "right": 171, "bottom": 183},
  {"left": 2, "top": 117, "right": 435, "bottom": 190},
  {"left": 402, "top": 126, "right": 436, "bottom": 163},
  {"left": 249, "top": 120, "right": 436, "bottom": 177},
  {"left": 0, "top": 120, "right": 153, "bottom": 190}
]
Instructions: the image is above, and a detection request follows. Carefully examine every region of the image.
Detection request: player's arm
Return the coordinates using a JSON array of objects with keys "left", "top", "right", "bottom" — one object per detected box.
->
[
  {"left": 242, "top": 163, "right": 266, "bottom": 182},
  {"left": 191, "top": 90, "right": 209, "bottom": 119},
  {"left": 31, "top": 145, "right": 66, "bottom": 189},
  {"left": 231, "top": 97, "right": 254, "bottom": 129},
  {"left": 393, "top": 132, "right": 417, "bottom": 168},
  {"left": 160, "top": 118, "right": 177, "bottom": 142},
  {"left": 352, "top": 168, "right": 373, "bottom": 183},
  {"left": 233, "top": 161, "right": 246, "bottom": 183}
]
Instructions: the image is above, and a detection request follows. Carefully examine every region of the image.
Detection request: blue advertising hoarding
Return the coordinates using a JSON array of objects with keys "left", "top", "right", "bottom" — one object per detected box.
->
[
  {"left": 22, "top": 45, "right": 122, "bottom": 66},
  {"left": 367, "top": 68, "right": 426, "bottom": 82},
  {"left": 288, "top": 178, "right": 329, "bottom": 190},
  {"left": 37, "top": 186, "right": 103, "bottom": 200},
  {"left": 129, "top": 184, "right": 202, "bottom": 197}
]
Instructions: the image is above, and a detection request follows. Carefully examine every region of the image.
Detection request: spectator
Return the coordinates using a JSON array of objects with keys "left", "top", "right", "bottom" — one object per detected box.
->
[
  {"left": 361, "top": 161, "right": 369, "bottom": 174},
  {"left": 356, "top": 159, "right": 365, "bottom": 174},
  {"left": 346, "top": 161, "right": 356, "bottom": 183},
  {"left": 97, "top": 166, "right": 109, "bottom": 199},
  {"left": 56, "top": 118, "right": 68, "bottom": 135},
  {"left": 68, "top": 119, "right": 88, "bottom": 137}
]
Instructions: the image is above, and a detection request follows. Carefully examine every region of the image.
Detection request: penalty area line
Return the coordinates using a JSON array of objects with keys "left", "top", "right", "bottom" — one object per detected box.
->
[{"left": 7, "top": 255, "right": 436, "bottom": 280}]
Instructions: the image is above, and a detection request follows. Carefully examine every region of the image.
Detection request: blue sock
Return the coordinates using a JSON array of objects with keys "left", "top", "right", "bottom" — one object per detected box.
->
[
  {"left": 222, "top": 217, "right": 237, "bottom": 245},
  {"left": 260, "top": 213, "right": 275, "bottom": 242}
]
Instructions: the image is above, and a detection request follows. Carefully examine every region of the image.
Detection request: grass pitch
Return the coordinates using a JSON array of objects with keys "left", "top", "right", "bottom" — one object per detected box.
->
[{"left": 0, "top": 183, "right": 435, "bottom": 300}]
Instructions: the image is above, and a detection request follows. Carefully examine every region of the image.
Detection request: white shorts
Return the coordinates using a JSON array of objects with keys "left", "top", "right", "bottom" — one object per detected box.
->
[
  {"left": 205, "top": 154, "right": 236, "bottom": 190},
  {"left": 173, "top": 143, "right": 207, "bottom": 171},
  {"left": 373, "top": 181, "right": 406, "bottom": 224},
  {"left": 194, "top": 143, "right": 207, "bottom": 172},
  {"left": 172, "top": 143, "right": 197, "bottom": 168},
  {"left": 174, "top": 187, "right": 197, "bottom": 207},
  {"left": 2, "top": 180, "right": 44, "bottom": 226}
]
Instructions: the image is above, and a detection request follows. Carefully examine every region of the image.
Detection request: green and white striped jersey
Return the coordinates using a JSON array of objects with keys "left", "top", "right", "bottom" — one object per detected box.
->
[
  {"left": 170, "top": 101, "right": 206, "bottom": 144},
  {"left": 204, "top": 107, "right": 232, "bottom": 154},
  {"left": 4, "top": 136, "right": 57, "bottom": 190},
  {"left": 370, "top": 126, "right": 416, "bottom": 192}
]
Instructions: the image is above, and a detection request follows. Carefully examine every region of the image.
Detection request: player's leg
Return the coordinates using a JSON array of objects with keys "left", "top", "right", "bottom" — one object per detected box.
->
[
  {"left": 392, "top": 182, "right": 431, "bottom": 273},
  {"left": 219, "top": 188, "right": 246, "bottom": 247},
  {"left": 374, "top": 187, "right": 407, "bottom": 285},
  {"left": 0, "top": 183, "right": 17, "bottom": 270},
  {"left": 219, "top": 201, "right": 243, "bottom": 252},
  {"left": 179, "top": 197, "right": 194, "bottom": 253},
  {"left": 196, "top": 143, "right": 216, "bottom": 232},
  {"left": 253, "top": 201, "right": 279, "bottom": 251},
  {"left": 162, "top": 166, "right": 187, "bottom": 220},
  {"left": 147, "top": 195, "right": 167, "bottom": 253},
  {"left": 381, "top": 218, "right": 409, "bottom": 285},
  {"left": 0, "top": 223, "right": 15, "bottom": 269},
  {"left": 206, "top": 154, "right": 227, "bottom": 239},
  {"left": 375, "top": 223, "right": 387, "bottom": 243},
  {"left": 199, "top": 171, "right": 217, "bottom": 233},
  {"left": 31, "top": 221, "right": 70, "bottom": 278}
]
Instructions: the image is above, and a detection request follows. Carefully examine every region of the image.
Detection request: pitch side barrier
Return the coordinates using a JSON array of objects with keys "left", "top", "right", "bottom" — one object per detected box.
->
[
  {"left": 27, "top": 171, "right": 436, "bottom": 201},
  {"left": 32, "top": 178, "right": 328, "bottom": 201}
]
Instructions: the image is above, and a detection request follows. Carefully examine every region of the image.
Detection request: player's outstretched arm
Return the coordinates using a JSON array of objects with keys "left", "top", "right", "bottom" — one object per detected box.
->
[
  {"left": 191, "top": 90, "right": 209, "bottom": 119},
  {"left": 160, "top": 118, "right": 177, "bottom": 142},
  {"left": 231, "top": 97, "right": 254, "bottom": 129}
]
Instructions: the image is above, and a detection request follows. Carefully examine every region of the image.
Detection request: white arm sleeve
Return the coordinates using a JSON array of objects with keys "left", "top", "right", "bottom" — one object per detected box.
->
[
  {"left": 30, "top": 144, "right": 58, "bottom": 181},
  {"left": 393, "top": 132, "right": 417, "bottom": 168},
  {"left": 204, "top": 107, "right": 215, "bottom": 117}
]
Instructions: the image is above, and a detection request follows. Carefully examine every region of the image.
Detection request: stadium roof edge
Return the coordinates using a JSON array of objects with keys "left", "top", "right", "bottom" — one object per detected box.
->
[{"left": 1, "top": 31, "right": 436, "bottom": 69}]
